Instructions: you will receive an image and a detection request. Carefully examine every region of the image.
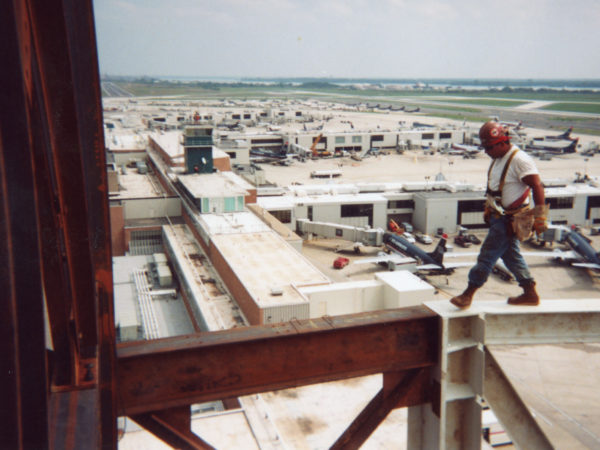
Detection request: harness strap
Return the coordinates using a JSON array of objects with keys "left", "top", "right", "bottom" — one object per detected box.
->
[
  {"left": 506, "top": 187, "right": 531, "bottom": 211},
  {"left": 486, "top": 148, "right": 520, "bottom": 207},
  {"left": 487, "top": 148, "right": 519, "bottom": 192}
]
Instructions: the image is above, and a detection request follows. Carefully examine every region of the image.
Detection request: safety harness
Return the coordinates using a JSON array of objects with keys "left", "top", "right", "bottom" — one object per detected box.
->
[{"left": 485, "top": 148, "right": 530, "bottom": 216}]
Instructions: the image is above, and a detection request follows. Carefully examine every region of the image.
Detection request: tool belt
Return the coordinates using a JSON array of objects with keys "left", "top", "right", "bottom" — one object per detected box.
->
[
  {"left": 509, "top": 205, "right": 534, "bottom": 241},
  {"left": 484, "top": 196, "right": 534, "bottom": 241}
]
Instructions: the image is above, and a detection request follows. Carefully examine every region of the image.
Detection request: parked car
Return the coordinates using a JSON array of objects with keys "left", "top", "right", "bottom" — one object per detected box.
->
[
  {"left": 402, "top": 232, "right": 416, "bottom": 243},
  {"left": 454, "top": 235, "right": 472, "bottom": 248},
  {"left": 401, "top": 222, "right": 414, "bottom": 233},
  {"left": 333, "top": 257, "right": 349, "bottom": 269},
  {"left": 415, "top": 232, "right": 433, "bottom": 244},
  {"left": 467, "top": 234, "right": 481, "bottom": 245}
]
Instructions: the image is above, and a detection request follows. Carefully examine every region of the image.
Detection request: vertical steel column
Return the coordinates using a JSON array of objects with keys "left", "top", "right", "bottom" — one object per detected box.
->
[
  {"left": 61, "top": 0, "right": 118, "bottom": 442},
  {"left": 1, "top": 0, "right": 116, "bottom": 447},
  {"left": 0, "top": 1, "right": 50, "bottom": 447},
  {"left": 27, "top": 0, "right": 99, "bottom": 360}
]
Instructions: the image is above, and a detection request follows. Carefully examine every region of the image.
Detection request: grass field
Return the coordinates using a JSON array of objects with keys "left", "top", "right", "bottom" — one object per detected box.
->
[
  {"left": 541, "top": 102, "right": 600, "bottom": 114},
  {"left": 425, "top": 98, "right": 527, "bottom": 107},
  {"left": 114, "top": 81, "right": 600, "bottom": 103}
]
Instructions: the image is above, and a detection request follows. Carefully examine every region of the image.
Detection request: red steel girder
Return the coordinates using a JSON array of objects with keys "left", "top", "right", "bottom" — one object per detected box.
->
[
  {"left": 48, "top": 389, "right": 99, "bottom": 450},
  {"left": 331, "top": 368, "right": 429, "bottom": 449},
  {"left": 131, "top": 407, "right": 215, "bottom": 450},
  {"left": 27, "top": 0, "right": 99, "bottom": 360},
  {"left": 1, "top": 1, "right": 51, "bottom": 447},
  {"left": 1, "top": 0, "right": 116, "bottom": 447},
  {"left": 117, "top": 307, "right": 438, "bottom": 416}
]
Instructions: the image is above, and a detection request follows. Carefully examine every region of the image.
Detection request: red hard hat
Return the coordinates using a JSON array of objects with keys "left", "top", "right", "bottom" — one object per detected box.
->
[{"left": 479, "top": 121, "right": 510, "bottom": 147}]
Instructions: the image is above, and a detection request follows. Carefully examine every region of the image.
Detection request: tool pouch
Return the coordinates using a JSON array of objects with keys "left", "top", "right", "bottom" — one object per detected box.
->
[
  {"left": 510, "top": 204, "right": 549, "bottom": 241},
  {"left": 510, "top": 207, "right": 535, "bottom": 241}
]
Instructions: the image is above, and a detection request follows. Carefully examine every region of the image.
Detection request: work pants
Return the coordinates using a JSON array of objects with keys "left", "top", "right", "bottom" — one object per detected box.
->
[{"left": 468, "top": 215, "right": 533, "bottom": 287}]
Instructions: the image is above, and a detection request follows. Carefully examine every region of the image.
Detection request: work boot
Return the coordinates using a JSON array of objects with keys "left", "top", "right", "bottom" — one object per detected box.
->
[
  {"left": 507, "top": 280, "right": 540, "bottom": 306},
  {"left": 450, "top": 284, "right": 478, "bottom": 309}
]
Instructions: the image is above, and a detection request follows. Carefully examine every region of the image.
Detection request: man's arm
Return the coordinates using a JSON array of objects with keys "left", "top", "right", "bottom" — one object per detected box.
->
[
  {"left": 522, "top": 173, "right": 547, "bottom": 234},
  {"left": 522, "top": 174, "right": 545, "bottom": 206}
]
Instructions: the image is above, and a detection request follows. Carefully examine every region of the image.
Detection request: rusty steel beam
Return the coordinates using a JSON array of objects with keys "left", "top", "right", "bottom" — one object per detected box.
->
[
  {"left": 27, "top": 0, "right": 117, "bottom": 443},
  {"left": 58, "top": 0, "right": 118, "bottom": 441},
  {"left": 0, "top": 1, "right": 51, "bottom": 448},
  {"left": 49, "top": 389, "right": 99, "bottom": 449},
  {"left": 131, "top": 407, "right": 215, "bottom": 450},
  {"left": 331, "top": 368, "right": 429, "bottom": 450},
  {"left": 2, "top": 0, "right": 116, "bottom": 447},
  {"left": 27, "top": 0, "right": 99, "bottom": 360},
  {"left": 117, "top": 307, "right": 438, "bottom": 415}
]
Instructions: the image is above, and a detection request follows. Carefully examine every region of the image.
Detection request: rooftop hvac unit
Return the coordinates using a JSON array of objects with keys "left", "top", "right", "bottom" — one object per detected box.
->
[
  {"left": 153, "top": 253, "right": 168, "bottom": 265},
  {"left": 156, "top": 264, "right": 172, "bottom": 287},
  {"left": 270, "top": 286, "right": 284, "bottom": 296}
]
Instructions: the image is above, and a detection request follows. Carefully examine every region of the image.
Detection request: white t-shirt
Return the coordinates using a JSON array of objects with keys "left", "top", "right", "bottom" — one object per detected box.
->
[{"left": 488, "top": 145, "right": 538, "bottom": 208}]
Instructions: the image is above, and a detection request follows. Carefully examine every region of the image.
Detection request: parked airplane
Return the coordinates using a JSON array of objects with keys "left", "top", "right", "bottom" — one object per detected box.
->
[
  {"left": 447, "top": 143, "right": 483, "bottom": 157},
  {"left": 218, "top": 121, "right": 242, "bottom": 131},
  {"left": 500, "top": 120, "right": 523, "bottom": 130},
  {"left": 356, "top": 232, "right": 472, "bottom": 273},
  {"left": 249, "top": 148, "right": 292, "bottom": 164},
  {"left": 526, "top": 127, "right": 579, "bottom": 154},
  {"left": 540, "top": 127, "right": 575, "bottom": 141},
  {"left": 525, "top": 138, "right": 578, "bottom": 154},
  {"left": 525, "top": 229, "right": 600, "bottom": 270}
]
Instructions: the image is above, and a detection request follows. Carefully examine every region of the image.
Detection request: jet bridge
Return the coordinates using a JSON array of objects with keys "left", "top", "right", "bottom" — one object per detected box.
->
[{"left": 296, "top": 218, "right": 384, "bottom": 247}]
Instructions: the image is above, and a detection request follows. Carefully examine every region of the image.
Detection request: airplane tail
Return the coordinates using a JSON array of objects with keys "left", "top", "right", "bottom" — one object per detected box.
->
[
  {"left": 559, "top": 127, "right": 573, "bottom": 139},
  {"left": 427, "top": 236, "right": 447, "bottom": 265}
]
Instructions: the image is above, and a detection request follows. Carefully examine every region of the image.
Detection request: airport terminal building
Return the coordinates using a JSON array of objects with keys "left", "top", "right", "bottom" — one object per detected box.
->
[{"left": 257, "top": 179, "right": 600, "bottom": 235}]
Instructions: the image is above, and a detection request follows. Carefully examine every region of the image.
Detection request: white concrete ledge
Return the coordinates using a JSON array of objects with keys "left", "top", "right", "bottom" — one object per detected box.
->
[{"left": 424, "top": 298, "right": 600, "bottom": 318}]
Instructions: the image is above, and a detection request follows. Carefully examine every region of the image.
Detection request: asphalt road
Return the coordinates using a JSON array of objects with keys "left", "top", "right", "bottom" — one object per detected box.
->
[{"left": 102, "top": 81, "right": 133, "bottom": 97}]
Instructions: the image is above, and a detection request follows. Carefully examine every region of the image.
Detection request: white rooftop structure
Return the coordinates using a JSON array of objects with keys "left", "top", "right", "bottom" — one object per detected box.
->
[
  {"left": 178, "top": 172, "right": 250, "bottom": 199},
  {"left": 266, "top": 192, "right": 387, "bottom": 206},
  {"left": 110, "top": 169, "right": 168, "bottom": 199},
  {"left": 105, "top": 132, "right": 147, "bottom": 151},
  {"left": 199, "top": 211, "right": 271, "bottom": 235},
  {"left": 212, "top": 231, "right": 329, "bottom": 316}
]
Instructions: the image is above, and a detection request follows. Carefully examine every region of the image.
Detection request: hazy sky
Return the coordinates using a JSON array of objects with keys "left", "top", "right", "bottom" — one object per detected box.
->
[{"left": 93, "top": 0, "right": 600, "bottom": 79}]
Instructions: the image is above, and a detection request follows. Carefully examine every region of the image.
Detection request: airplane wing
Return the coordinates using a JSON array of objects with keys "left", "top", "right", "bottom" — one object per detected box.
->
[
  {"left": 440, "top": 261, "right": 474, "bottom": 269},
  {"left": 354, "top": 253, "right": 416, "bottom": 266},
  {"left": 571, "top": 262, "right": 600, "bottom": 270},
  {"left": 520, "top": 249, "right": 578, "bottom": 259},
  {"left": 443, "top": 252, "right": 480, "bottom": 258},
  {"left": 415, "top": 264, "right": 444, "bottom": 270},
  {"left": 520, "top": 249, "right": 600, "bottom": 269},
  {"left": 356, "top": 255, "right": 472, "bottom": 271},
  {"left": 414, "top": 261, "right": 472, "bottom": 271}
]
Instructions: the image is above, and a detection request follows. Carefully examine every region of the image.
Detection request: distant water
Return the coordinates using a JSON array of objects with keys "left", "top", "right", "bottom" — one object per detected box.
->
[{"left": 150, "top": 76, "right": 600, "bottom": 90}]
